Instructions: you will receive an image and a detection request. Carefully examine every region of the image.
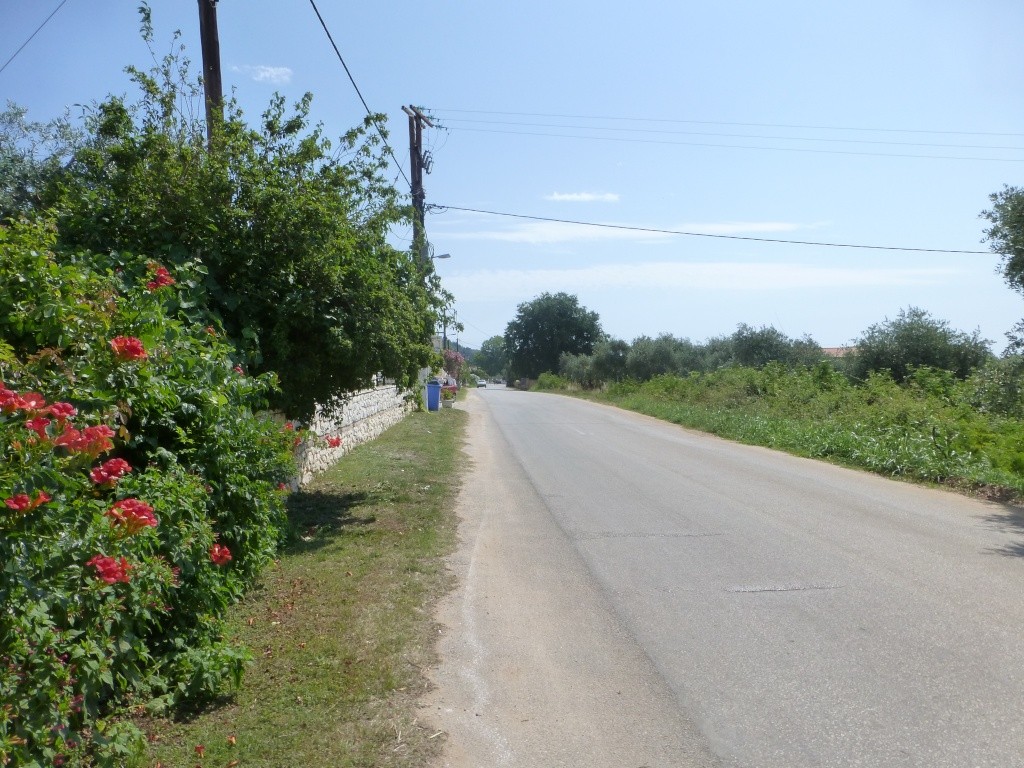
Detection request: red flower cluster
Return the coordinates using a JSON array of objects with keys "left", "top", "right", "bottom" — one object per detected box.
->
[
  {"left": 327, "top": 436, "right": 342, "bottom": 448},
  {"left": 47, "top": 401, "right": 77, "bottom": 421},
  {"left": 4, "top": 491, "right": 51, "bottom": 513},
  {"left": 86, "top": 554, "right": 132, "bottom": 584},
  {"left": 145, "top": 264, "right": 176, "bottom": 291},
  {"left": 109, "top": 336, "right": 147, "bottom": 361},
  {"left": 54, "top": 424, "right": 115, "bottom": 457},
  {"left": 105, "top": 498, "right": 157, "bottom": 534},
  {"left": 209, "top": 544, "right": 232, "bottom": 566},
  {"left": 25, "top": 416, "right": 51, "bottom": 439},
  {"left": 89, "top": 458, "right": 132, "bottom": 487},
  {"left": 0, "top": 388, "right": 47, "bottom": 414}
]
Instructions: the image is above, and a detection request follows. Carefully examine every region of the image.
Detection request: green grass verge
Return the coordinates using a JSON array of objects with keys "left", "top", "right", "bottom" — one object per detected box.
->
[{"left": 137, "top": 407, "right": 467, "bottom": 767}]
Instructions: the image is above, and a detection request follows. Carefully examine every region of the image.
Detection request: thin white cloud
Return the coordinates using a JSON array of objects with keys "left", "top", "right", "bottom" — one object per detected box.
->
[
  {"left": 232, "top": 65, "right": 293, "bottom": 85},
  {"left": 443, "top": 262, "right": 960, "bottom": 301},
  {"left": 545, "top": 192, "right": 620, "bottom": 202}
]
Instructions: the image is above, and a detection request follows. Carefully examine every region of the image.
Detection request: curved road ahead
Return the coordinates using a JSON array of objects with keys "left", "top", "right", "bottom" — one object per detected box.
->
[{"left": 426, "top": 387, "right": 1024, "bottom": 767}]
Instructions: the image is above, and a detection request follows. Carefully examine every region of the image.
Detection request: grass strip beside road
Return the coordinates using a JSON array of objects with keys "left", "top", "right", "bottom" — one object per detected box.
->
[{"left": 141, "top": 407, "right": 466, "bottom": 767}]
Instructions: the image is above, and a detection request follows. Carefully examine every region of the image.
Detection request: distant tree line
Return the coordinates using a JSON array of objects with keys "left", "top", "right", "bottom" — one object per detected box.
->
[{"left": 493, "top": 293, "right": 997, "bottom": 389}]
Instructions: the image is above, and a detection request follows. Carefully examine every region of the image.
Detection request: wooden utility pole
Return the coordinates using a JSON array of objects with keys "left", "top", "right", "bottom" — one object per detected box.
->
[
  {"left": 402, "top": 105, "right": 434, "bottom": 262},
  {"left": 198, "top": 0, "right": 223, "bottom": 147}
]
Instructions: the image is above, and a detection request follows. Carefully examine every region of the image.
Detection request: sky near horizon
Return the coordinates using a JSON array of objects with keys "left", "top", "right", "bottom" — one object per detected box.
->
[{"left": 3, "top": 1, "right": 1024, "bottom": 351}]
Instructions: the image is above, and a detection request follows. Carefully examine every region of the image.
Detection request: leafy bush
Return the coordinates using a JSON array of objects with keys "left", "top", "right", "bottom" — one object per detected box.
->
[
  {"left": 534, "top": 372, "right": 571, "bottom": 391},
  {"left": 34, "top": 20, "right": 439, "bottom": 419},
  {"left": 0, "top": 218, "right": 294, "bottom": 765},
  {"left": 845, "top": 306, "right": 992, "bottom": 382}
]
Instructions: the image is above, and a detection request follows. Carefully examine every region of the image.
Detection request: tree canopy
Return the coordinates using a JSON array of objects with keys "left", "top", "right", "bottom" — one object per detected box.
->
[
  {"left": 475, "top": 335, "right": 508, "bottom": 377},
  {"left": 981, "top": 185, "right": 1024, "bottom": 352},
  {"left": 982, "top": 185, "right": 1024, "bottom": 297},
  {"left": 5, "top": 29, "right": 442, "bottom": 418},
  {"left": 846, "top": 307, "right": 991, "bottom": 382},
  {"left": 504, "top": 292, "right": 602, "bottom": 379}
]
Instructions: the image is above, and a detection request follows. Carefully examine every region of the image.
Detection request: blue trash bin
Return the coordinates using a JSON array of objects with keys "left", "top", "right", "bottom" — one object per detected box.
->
[{"left": 426, "top": 380, "right": 441, "bottom": 411}]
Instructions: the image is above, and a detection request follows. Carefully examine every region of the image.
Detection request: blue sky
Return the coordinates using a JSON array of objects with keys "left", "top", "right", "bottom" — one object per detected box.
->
[{"left": 3, "top": 1, "right": 1024, "bottom": 351}]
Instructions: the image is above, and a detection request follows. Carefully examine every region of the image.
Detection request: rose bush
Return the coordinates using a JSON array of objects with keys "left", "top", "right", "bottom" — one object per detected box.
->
[{"left": 0, "top": 218, "right": 294, "bottom": 766}]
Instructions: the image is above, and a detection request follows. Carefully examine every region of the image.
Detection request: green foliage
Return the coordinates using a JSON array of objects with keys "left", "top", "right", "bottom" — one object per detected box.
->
[
  {"left": 982, "top": 185, "right": 1024, "bottom": 298},
  {"left": 475, "top": 335, "right": 508, "bottom": 377},
  {"left": 594, "top": 363, "right": 1024, "bottom": 493},
  {"left": 534, "top": 372, "right": 571, "bottom": 391},
  {"left": 0, "top": 102, "right": 82, "bottom": 220},
  {"left": 590, "top": 338, "right": 630, "bottom": 383},
  {"left": 504, "top": 292, "right": 602, "bottom": 379},
  {"left": 0, "top": 218, "right": 294, "bottom": 765},
  {"left": 845, "top": 306, "right": 992, "bottom": 382},
  {"left": 39, "top": 37, "right": 438, "bottom": 418}
]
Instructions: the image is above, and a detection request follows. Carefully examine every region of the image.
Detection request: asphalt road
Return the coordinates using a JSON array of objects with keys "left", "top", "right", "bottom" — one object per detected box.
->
[{"left": 426, "top": 388, "right": 1024, "bottom": 767}]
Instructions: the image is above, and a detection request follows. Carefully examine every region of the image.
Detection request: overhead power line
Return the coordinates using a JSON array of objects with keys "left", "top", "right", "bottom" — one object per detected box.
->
[
  {"left": 442, "top": 118, "right": 1024, "bottom": 153},
  {"left": 0, "top": 0, "right": 71, "bottom": 76},
  {"left": 429, "top": 204, "right": 994, "bottom": 255},
  {"left": 446, "top": 126, "right": 1024, "bottom": 163},
  {"left": 432, "top": 108, "right": 1024, "bottom": 139},
  {"left": 307, "top": 0, "right": 410, "bottom": 187}
]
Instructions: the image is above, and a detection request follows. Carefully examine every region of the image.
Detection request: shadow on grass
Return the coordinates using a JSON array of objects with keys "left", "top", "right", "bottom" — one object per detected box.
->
[{"left": 284, "top": 489, "right": 375, "bottom": 554}]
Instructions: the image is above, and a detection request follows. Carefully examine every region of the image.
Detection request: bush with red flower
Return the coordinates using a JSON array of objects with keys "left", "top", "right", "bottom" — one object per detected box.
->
[{"left": 0, "top": 217, "right": 295, "bottom": 766}]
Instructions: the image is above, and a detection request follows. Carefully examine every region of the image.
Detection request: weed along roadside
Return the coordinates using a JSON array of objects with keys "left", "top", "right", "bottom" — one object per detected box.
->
[{"left": 141, "top": 407, "right": 467, "bottom": 767}]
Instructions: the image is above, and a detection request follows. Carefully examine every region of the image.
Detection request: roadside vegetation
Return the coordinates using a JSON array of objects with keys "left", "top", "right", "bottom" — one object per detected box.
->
[
  {"left": 140, "top": 407, "right": 465, "bottom": 768},
  {"left": 533, "top": 309, "right": 1024, "bottom": 499},
  {"left": 1, "top": 7, "right": 447, "bottom": 765}
]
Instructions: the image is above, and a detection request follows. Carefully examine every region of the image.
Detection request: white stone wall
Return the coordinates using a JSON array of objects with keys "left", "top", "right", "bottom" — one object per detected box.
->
[{"left": 293, "top": 385, "right": 415, "bottom": 486}]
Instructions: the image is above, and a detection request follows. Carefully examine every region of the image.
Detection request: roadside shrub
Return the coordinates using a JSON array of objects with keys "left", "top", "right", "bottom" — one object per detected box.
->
[
  {"left": 534, "top": 372, "right": 570, "bottom": 391},
  {"left": 846, "top": 307, "right": 992, "bottom": 382},
  {"left": 0, "top": 218, "right": 294, "bottom": 765}
]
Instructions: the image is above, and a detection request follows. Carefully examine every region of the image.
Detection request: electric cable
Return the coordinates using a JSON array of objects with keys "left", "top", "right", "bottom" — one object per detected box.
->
[
  {"left": 307, "top": 0, "right": 410, "bottom": 186},
  {"left": 431, "top": 107, "right": 1024, "bottom": 139},
  {"left": 441, "top": 117, "right": 1024, "bottom": 152},
  {"left": 0, "top": 0, "right": 71, "bottom": 76},
  {"left": 446, "top": 126, "right": 1024, "bottom": 163},
  {"left": 429, "top": 204, "right": 994, "bottom": 255}
]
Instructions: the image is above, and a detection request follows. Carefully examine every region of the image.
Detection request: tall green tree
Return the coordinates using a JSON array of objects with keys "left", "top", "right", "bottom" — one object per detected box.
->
[
  {"left": 504, "top": 292, "right": 602, "bottom": 379},
  {"left": 847, "top": 307, "right": 991, "bottom": 382},
  {"left": 981, "top": 185, "right": 1024, "bottom": 351},
  {"left": 475, "top": 335, "right": 508, "bottom": 376},
  {"left": 39, "top": 20, "right": 441, "bottom": 418},
  {"left": 0, "top": 103, "right": 81, "bottom": 219},
  {"left": 731, "top": 324, "right": 823, "bottom": 368}
]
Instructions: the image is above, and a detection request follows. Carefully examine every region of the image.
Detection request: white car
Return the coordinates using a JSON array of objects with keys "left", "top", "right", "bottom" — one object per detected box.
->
[{"left": 476, "top": 378, "right": 487, "bottom": 387}]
